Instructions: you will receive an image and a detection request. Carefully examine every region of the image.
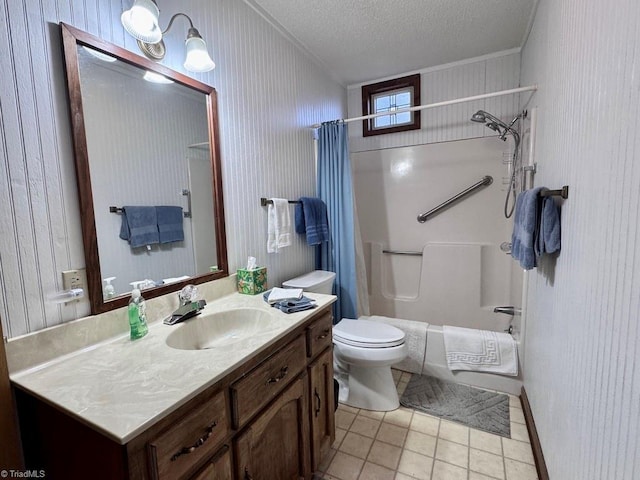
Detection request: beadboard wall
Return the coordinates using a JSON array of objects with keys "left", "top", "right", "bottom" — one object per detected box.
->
[
  {"left": 346, "top": 51, "right": 522, "bottom": 153},
  {"left": 0, "top": 0, "right": 345, "bottom": 338},
  {"left": 520, "top": 0, "right": 640, "bottom": 479}
]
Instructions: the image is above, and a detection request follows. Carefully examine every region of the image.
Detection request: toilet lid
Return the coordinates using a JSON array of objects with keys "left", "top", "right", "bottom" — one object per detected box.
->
[{"left": 333, "top": 319, "right": 405, "bottom": 348}]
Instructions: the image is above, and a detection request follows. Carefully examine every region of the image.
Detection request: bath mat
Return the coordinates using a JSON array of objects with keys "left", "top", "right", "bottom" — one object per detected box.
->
[{"left": 400, "top": 374, "right": 511, "bottom": 438}]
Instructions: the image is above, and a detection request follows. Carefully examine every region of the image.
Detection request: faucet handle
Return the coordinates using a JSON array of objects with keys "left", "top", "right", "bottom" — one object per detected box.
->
[{"left": 179, "top": 284, "right": 199, "bottom": 305}]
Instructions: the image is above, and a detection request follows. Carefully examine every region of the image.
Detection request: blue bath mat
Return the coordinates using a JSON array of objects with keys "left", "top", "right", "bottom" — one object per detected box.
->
[{"left": 400, "top": 374, "right": 511, "bottom": 438}]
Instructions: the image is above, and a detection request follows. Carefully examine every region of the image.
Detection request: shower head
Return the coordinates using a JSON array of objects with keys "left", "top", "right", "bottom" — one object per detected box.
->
[{"left": 470, "top": 111, "right": 487, "bottom": 123}]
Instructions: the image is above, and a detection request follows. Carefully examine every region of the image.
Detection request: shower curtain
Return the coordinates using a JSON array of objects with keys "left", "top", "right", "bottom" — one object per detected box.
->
[{"left": 317, "top": 121, "right": 369, "bottom": 321}]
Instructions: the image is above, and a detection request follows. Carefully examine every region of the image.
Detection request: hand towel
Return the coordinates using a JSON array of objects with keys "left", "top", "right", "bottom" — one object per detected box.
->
[
  {"left": 119, "top": 206, "right": 159, "bottom": 248},
  {"left": 295, "top": 197, "right": 330, "bottom": 246},
  {"left": 511, "top": 187, "right": 543, "bottom": 269},
  {"left": 269, "top": 295, "right": 317, "bottom": 314},
  {"left": 156, "top": 206, "right": 184, "bottom": 244},
  {"left": 443, "top": 325, "right": 518, "bottom": 376},
  {"left": 536, "top": 196, "right": 561, "bottom": 255},
  {"left": 267, "top": 198, "right": 292, "bottom": 253},
  {"left": 367, "top": 315, "right": 428, "bottom": 375}
]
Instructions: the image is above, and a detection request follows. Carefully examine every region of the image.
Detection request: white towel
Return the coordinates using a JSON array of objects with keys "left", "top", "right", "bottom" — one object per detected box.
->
[
  {"left": 443, "top": 325, "right": 518, "bottom": 376},
  {"left": 267, "top": 198, "right": 291, "bottom": 253},
  {"left": 367, "top": 315, "right": 428, "bottom": 375}
]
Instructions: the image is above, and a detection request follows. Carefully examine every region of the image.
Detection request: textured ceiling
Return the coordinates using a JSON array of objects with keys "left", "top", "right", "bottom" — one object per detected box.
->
[{"left": 246, "top": 0, "right": 537, "bottom": 85}]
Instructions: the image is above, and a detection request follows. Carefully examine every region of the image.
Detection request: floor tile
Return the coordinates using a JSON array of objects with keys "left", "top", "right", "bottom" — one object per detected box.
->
[
  {"left": 509, "top": 422, "right": 531, "bottom": 443},
  {"left": 336, "top": 410, "right": 357, "bottom": 430},
  {"left": 339, "top": 404, "right": 360, "bottom": 415},
  {"left": 350, "top": 415, "right": 382, "bottom": 438},
  {"left": 358, "top": 462, "right": 396, "bottom": 480},
  {"left": 469, "top": 429, "right": 503, "bottom": 455},
  {"left": 438, "top": 420, "right": 469, "bottom": 446},
  {"left": 508, "top": 395, "right": 522, "bottom": 410},
  {"left": 384, "top": 407, "right": 414, "bottom": 428},
  {"left": 397, "top": 382, "right": 409, "bottom": 395},
  {"left": 327, "top": 451, "right": 364, "bottom": 480},
  {"left": 409, "top": 412, "right": 440, "bottom": 436},
  {"left": 404, "top": 430, "right": 437, "bottom": 457},
  {"left": 392, "top": 369, "right": 402, "bottom": 383},
  {"left": 397, "top": 450, "right": 433, "bottom": 480},
  {"left": 469, "top": 471, "right": 502, "bottom": 480},
  {"left": 509, "top": 407, "right": 525, "bottom": 424},
  {"left": 360, "top": 409, "right": 386, "bottom": 420},
  {"left": 504, "top": 458, "right": 539, "bottom": 480},
  {"left": 435, "top": 438, "right": 469, "bottom": 468},
  {"left": 431, "top": 459, "right": 468, "bottom": 480},
  {"left": 339, "top": 432, "right": 374, "bottom": 459},
  {"left": 376, "top": 422, "right": 408, "bottom": 447},
  {"left": 469, "top": 448, "right": 505, "bottom": 479},
  {"left": 333, "top": 428, "right": 347, "bottom": 449},
  {"left": 394, "top": 473, "right": 414, "bottom": 480},
  {"left": 367, "top": 440, "right": 403, "bottom": 470},
  {"left": 502, "top": 438, "right": 535, "bottom": 465}
]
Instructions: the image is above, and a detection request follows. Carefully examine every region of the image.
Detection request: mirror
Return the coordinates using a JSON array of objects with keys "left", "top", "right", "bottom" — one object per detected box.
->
[{"left": 61, "top": 23, "right": 228, "bottom": 314}]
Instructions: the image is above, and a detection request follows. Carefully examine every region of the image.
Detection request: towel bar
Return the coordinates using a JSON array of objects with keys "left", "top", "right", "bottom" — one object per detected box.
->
[
  {"left": 260, "top": 197, "right": 301, "bottom": 206},
  {"left": 540, "top": 186, "right": 569, "bottom": 199},
  {"left": 382, "top": 249, "right": 423, "bottom": 256}
]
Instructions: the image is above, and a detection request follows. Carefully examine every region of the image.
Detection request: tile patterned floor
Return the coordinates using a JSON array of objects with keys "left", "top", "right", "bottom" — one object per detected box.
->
[{"left": 315, "top": 371, "right": 538, "bottom": 480}]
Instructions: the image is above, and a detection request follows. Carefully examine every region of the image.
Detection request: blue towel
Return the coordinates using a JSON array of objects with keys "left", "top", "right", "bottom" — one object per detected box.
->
[
  {"left": 119, "top": 206, "right": 159, "bottom": 248},
  {"left": 511, "top": 187, "right": 543, "bottom": 269},
  {"left": 262, "top": 290, "right": 317, "bottom": 314},
  {"left": 536, "top": 196, "right": 561, "bottom": 255},
  {"left": 156, "top": 206, "right": 184, "bottom": 244},
  {"left": 294, "top": 197, "right": 330, "bottom": 246}
]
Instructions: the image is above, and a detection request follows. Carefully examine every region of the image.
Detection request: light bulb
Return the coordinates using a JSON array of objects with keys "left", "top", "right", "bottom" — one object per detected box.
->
[{"left": 184, "top": 35, "right": 215, "bottom": 73}]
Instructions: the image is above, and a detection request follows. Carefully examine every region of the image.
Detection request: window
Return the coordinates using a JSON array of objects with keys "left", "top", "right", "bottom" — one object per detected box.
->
[{"left": 361, "top": 74, "right": 421, "bottom": 136}]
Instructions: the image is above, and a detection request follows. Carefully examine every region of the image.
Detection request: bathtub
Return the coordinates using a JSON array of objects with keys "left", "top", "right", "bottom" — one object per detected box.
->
[{"left": 420, "top": 324, "right": 522, "bottom": 396}]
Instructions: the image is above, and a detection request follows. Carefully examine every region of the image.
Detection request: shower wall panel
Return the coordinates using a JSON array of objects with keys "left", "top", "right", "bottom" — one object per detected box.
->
[{"left": 352, "top": 137, "right": 516, "bottom": 331}]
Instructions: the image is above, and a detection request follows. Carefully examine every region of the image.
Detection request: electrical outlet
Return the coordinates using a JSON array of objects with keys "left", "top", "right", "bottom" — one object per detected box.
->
[{"left": 62, "top": 269, "right": 85, "bottom": 291}]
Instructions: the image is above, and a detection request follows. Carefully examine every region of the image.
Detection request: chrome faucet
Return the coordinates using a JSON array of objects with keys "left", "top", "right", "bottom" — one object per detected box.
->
[{"left": 493, "top": 306, "right": 521, "bottom": 316}]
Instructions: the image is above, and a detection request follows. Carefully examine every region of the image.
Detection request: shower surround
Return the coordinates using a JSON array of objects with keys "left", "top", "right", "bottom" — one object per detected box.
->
[{"left": 352, "top": 136, "right": 523, "bottom": 333}]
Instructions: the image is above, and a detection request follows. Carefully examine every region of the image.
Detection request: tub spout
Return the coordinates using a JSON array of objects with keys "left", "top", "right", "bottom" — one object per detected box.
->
[{"left": 493, "top": 306, "right": 521, "bottom": 316}]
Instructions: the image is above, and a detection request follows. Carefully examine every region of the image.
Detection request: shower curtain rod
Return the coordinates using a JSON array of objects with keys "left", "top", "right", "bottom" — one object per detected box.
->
[{"left": 310, "top": 85, "right": 537, "bottom": 129}]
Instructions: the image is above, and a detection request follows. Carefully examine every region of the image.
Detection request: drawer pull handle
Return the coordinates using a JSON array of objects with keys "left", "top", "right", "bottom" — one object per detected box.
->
[
  {"left": 266, "top": 366, "right": 289, "bottom": 385},
  {"left": 244, "top": 468, "right": 253, "bottom": 480},
  {"left": 170, "top": 421, "right": 217, "bottom": 461},
  {"left": 314, "top": 388, "right": 321, "bottom": 417},
  {"left": 316, "top": 328, "right": 331, "bottom": 340}
]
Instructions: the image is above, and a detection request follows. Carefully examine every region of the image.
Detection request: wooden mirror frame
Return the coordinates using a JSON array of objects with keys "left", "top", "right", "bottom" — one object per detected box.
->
[{"left": 61, "top": 23, "right": 228, "bottom": 314}]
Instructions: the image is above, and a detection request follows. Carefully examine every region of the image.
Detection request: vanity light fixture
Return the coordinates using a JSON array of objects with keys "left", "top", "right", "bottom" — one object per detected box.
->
[{"left": 121, "top": 1, "right": 215, "bottom": 73}]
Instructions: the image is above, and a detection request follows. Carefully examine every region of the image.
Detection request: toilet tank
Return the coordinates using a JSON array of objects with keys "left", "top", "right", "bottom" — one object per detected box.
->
[{"left": 282, "top": 270, "right": 336, "bottom": 295}]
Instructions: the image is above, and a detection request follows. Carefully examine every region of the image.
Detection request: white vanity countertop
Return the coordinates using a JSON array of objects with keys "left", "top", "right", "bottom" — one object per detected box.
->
[{"left": 10, "top": 292, "right": 336, "bottom": 444}]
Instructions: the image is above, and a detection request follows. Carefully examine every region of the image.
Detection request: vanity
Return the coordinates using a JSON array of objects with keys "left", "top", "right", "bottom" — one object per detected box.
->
[{"left": 12, "top": 290, "right": 336, "bottom": 479}]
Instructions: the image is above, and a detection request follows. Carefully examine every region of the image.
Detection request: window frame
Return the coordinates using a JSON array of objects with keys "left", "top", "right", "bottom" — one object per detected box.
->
[{"left": 361, "top": 74, "right": 421, "bottom": 137}]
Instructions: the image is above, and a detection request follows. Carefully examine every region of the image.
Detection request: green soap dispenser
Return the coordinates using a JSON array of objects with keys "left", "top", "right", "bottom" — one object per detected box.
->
[{"left": 128, "top": 288, "right": 149, "bottom": 340}]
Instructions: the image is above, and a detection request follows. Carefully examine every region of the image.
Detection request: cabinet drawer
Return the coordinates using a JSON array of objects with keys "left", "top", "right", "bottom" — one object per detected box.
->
[
  {"left": 231, "top": 335, "right": 306, "bottom": 428},
  {"left": 306, "top": 311, "right": 333, "bottom": 358},
  {"left": 148, "top": 390, "right": 229, "bottom": 480}
]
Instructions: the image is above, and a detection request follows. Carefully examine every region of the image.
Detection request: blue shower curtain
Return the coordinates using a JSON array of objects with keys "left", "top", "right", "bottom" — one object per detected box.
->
[{"left": 317, "top": 121, "right": 358, "bottom": 321}]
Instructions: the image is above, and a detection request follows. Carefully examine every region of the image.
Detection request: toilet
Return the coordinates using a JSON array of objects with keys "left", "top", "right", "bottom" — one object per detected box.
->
[
  {"left": 333, "top": 319, "right": 407, "bottom": 411},
  {"left": 282, "top": 269, "right": 407, "bottom": 411},
  {"left": 282, "top": 269, "right": 336, "bottom": 295}
]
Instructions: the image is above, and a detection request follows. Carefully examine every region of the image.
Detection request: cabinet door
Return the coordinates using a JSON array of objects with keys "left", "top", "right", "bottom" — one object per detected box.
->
[
  {"left": 308, "top": 348, "right": 335, "bottom": 472},
  {"left": 235, "top": 376, "right": 310, "bottom": 480},
  {"left": 191, "top": 445, "right": 232, "bottom": 480}
]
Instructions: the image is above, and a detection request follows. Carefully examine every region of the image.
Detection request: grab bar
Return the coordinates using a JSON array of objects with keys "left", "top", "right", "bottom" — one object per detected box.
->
[
  {"left": 382, "top": 249, "right": 423, "bottom": 256},
  {"left": 182, "top": 189, "right": 192, "bottom": 218},
  {"left": 417, "top": 175, "right": 493, "bottom": 223}
]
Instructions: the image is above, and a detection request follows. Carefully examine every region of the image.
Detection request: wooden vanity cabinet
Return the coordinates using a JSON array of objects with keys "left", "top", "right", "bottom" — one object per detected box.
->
[{"left": 15, "top": 305, "right": 334, "bottom": 480}]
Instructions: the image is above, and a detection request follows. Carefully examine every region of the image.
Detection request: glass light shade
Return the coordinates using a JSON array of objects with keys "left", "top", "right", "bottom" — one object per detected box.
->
[
  {"left": 121, "top": 0, "right": 162, "bottom": 43},
  {"left": 184, "top": 36, "right": 215, "bottom": 73}
]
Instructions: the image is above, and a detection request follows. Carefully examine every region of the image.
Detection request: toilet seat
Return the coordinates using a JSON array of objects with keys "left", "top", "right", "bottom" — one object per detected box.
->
[{"left": 333, "top": 319, "right": 405, "bottom": 348}]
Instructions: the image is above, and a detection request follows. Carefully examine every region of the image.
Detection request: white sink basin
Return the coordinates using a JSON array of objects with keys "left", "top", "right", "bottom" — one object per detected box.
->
[{"left": 165, "top": 308, "right": 283, "bottom": 350}]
